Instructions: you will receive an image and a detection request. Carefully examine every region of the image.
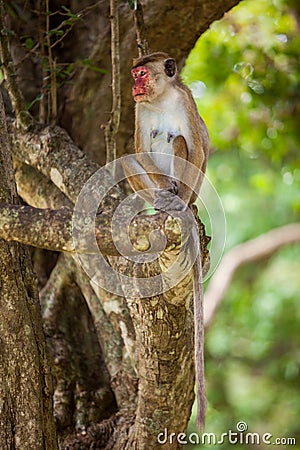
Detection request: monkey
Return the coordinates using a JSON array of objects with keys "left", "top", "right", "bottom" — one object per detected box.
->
[{"left": 122, "top": 52, "right": 209, "bottom": 429}]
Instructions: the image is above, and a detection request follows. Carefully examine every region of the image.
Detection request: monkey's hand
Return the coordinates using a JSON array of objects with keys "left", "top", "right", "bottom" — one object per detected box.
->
[{"left": 154, "top": 184, "right": 187, "bottom": 212}]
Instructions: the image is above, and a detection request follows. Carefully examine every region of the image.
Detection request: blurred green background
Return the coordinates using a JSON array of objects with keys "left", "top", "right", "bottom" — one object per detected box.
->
[{"left": 183, "top": 0, "right": 300, "bottom": 447}]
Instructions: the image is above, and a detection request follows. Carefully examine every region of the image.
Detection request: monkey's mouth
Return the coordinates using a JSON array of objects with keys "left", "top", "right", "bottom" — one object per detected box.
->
[{"left": 133, "top": 93, "right": 146, "bottom": 102}]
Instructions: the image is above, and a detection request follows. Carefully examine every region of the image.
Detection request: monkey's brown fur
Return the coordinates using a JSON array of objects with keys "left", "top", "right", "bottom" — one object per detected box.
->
[{"left": 123, "top": 52, "right": 209, "bottom": 429}]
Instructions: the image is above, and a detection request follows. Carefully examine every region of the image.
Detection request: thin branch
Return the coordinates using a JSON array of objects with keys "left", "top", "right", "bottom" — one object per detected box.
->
[
  {"left": 48, "top": 1, "right": 102, "bottom": 49},
  {"left": 0, "top": 2, "right": 33, "bottom": 130},
  {"left": 38, "top": 0, "right": 47, "bottom": 123},
  {"left": 204, "top": 223, "right": 300, "bottom": 326},
  {"left": 45, "top": 0, "right": 57, "bottom": 123},
  {"left": 104, "top": 0, "right": 121, "bottom": 164},
  {"left": 133, "top": 0, "right": 150, "bottom": 57}
]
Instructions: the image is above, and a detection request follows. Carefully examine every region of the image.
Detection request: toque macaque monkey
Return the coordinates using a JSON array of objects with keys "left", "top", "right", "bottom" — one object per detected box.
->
[{"left": 122, "top": 52, "right": 209, "bottom": 429}]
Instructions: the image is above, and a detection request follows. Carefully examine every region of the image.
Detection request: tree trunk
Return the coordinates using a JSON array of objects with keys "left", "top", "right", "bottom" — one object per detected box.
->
[
  {"left": 0, "top": 1, "right": 240, "bottom": 448},
  {"left": 0, "top": 93, "right": 57, "bottom": 448}
]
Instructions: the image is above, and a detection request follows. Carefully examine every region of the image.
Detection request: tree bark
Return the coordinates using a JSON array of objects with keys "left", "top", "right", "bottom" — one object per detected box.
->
[
  {"left": 0, "top": 1, "right": 242, "bottom": 448},
  {"left": 0, "top": 201, "right": 187, "bottom": 256},
  {"left": 0, "top": 93, "right": 57, "bottom": 448},
  {"left": 8, "top": 0, "right": 240, "bottom": 163}
]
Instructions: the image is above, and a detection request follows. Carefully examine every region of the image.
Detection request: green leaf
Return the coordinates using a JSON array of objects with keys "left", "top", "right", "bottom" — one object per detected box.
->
[
  {"left": 49, "top": 29, "right": 64, "bottom": 37},
  {"left": 24, "top": 37, "right": 34, "bottom": 50},
  {"left": 61, "top": 5, "right": 79, "bottom": 19},
  {"left": 61, "top": 5, "right": 71, "bottom": 14},
  {"left": 80, "top": 59, "right": 108, "bottom": 74},
  {"left": 128, "top": 0, "right": 137, "bottom": 10},
  {"left": 26, "top": 93, "right": 44, "bottom": 111}
]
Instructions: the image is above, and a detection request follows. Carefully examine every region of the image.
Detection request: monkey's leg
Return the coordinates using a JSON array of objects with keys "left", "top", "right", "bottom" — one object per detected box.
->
[
  {"left": 172, "top": 135, "right": 198, "bottom": 205},
  {"left": 122, "top": 155, "right": 176, "bottom": 205},
  {"left": 153, "top": 135, "right": 194, "bottom": 212},
  {"left": 135, "top": 152, "right": 178, "bottom": 191},
  {"left": 136, "top": 151, "right": 187, "bottom": 212}
]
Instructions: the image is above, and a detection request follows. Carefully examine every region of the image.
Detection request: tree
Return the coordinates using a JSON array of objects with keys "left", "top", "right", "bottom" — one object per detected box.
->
[
  {"left": 3, "top": 1, "right": 299, "bottom": 448},
  {"left": 0, "top": 93, "right": 57, "bottom": 448},
  {"left": 0, "top": 1, "right": 240, "bottom": 449}
]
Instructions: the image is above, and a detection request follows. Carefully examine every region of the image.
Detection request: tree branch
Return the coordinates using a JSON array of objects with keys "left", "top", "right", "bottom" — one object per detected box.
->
[
  {"left": 7, "top": 118, "right": 102, "bottom": 203},
  {"left": 104, "top": 0, "right": 121, "bottom": 164},
  {"left": 0, "top": 3, "right": 33, "bottom": 130},
  {"left": 0, "top": 202, "right": 186, "bottom": 256},
  {"left": 40, "top": 253, "right": 116, "bottom": 435},
  {"left": 45, "top": 0, "right": 57, "bottom": 124},
  {"left": 14, "top": 161, "right": 72, "bottom": 209},
  {"left": 74, "top": 261, "right": 138, "bottom": 410},
  {"left": 204, "top": 223, "right": 300, "bottom": 326},
  {"left": 0, "top": 203, "right": 75, "bottom": 252},
  {"left": 132, "top": 0, "right": 150, "bottom": 56}
]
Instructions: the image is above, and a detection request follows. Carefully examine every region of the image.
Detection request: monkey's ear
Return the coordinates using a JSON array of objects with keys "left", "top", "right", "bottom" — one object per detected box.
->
[{"left": 164, "top": 58, "right": 176, "bottom": 77}]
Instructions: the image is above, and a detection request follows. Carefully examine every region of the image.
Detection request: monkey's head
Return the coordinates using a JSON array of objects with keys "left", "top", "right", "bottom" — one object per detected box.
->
[{"left": 131, "top": 52, "right": 177, "bottom": 103}]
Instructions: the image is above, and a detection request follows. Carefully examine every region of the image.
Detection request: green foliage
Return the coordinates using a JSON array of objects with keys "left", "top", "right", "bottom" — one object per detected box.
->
[
  {"left": 6, "top": 3, "right": 107, "bottom": 117},
  {"left": 128, "top": 0, "right": 138, "bottom": 10},
  {"left": 182, "top": 0, "right": 300, "bottom": 242},
  {"left": 24, "top": 37, "right": 34, "bottom": 50},
  {"left": 183, "top": 0, "right": 300, "bottom": 446},
  {"left": 183, "top": 0, "right": 300, "bottom": 171},
  {"left": 80, "top": 59, "right": 108, "bottom": 74},
  {"left": 189, "top": 250, "right": 300, "bottom": 449}
]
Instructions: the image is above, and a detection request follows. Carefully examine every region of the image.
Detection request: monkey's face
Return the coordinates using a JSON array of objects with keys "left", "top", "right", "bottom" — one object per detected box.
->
[
  {"left": 131, "top": 59, "right": 176, "bottom": 103},
  {"left": 131, "top": 66, "right": 153, "bottom": 102}
]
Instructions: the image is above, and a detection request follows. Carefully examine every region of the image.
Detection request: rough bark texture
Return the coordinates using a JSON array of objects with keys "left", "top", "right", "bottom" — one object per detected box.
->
[
  {"left": 0, "top": 1, "right": 241, "bottom": 448},
  {"left": 0, "top": 94, "right": 57, "bottom": 448},
  {"left": 4, "top": 113, "right": 211, "bottom": 449},
  {"left": 40, "top": 254, "right": 117, "bottom": 441},
  {"left": 126, "top": 277, "right": 196, "bottom": 449},
  {"left": 0, "top": 201, "right": 190, "bottom": 256},
  {"left": 9, "top": 0, "right": 240, "bottom": 164}
]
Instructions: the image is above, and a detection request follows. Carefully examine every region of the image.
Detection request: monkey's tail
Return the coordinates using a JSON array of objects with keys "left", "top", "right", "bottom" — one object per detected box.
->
[{"left": 192, "top": 226, "right": 206, "bottom": 431}]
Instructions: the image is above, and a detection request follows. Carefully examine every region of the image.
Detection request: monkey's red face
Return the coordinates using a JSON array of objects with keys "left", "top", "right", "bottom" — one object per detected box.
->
[{"left": 131, "top": 66, "right": 152, "bottom": 102}]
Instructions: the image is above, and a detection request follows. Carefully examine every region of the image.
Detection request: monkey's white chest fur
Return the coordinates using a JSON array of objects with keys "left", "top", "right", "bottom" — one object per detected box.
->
[{"left": 137, "top": 90, "right": 188, "bottom": 175}]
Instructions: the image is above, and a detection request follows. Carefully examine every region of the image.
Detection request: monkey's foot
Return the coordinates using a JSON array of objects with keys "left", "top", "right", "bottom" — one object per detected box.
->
[{"left": 154, "top": 189, "right": 187, "bottom": 212}]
